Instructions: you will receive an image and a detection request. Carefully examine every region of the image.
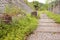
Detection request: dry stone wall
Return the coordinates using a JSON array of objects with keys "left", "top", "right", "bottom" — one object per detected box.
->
[
  {"left": 0, "top": 0, "right": 32, "bottom": 13},
  {"left": 49, "top": 0, "right": 60, "bottom": 14},
  {"left": 0, "top": 0, "right": 8, "bottom": 13},
  {"left": 53, "top": 5, "right": 60, "bottom": 14}
]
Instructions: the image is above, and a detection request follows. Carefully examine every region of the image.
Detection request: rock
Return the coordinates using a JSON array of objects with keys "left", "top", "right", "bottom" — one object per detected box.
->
[{"left": 31, "top": 11, "right": 37, "bottom": 17}]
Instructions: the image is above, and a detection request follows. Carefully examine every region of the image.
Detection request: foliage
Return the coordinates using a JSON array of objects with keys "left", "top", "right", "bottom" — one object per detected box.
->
[
  {"left": 25, "top": 2, "right": 35, "bottom": 10},
  {"left": 24, "top": 0, "right": 34, "bottom": 10},
  {"left": 46, "top": 11, "right": 60, "bottom": 23},
  {"left": 0, "top": 1, "right": 39, "bottom": 40},
  {"left": 33, "top": 1, "right": 40, "bottom": 10},
  {"left": 24, "top": 0, "right": 46, "bottom": 11},
  {"left": 5, "top": 5, "right": 21, "bottom": 16},
  {"left": 0, "top": 12, "right": 38, "bottom": 40},
  {"left": 33, "top": 1, "right": 48, "bottom": 11}
]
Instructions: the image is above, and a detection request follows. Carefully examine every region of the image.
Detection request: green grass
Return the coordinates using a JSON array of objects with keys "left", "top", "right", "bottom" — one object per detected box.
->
[
  {"left": 46, "top": 11, "right": 60, "bottom": 23},
  {"left": 0, "top": 4, "right": 39, "bottom": 40},
  {"left": 0, "top": 13, "right": 38, "bottom": 40}
]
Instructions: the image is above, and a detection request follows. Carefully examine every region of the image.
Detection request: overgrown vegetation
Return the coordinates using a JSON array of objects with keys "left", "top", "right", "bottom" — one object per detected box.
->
[
  {"left": 0, "top": 14, "right": 38, "bottom": 40},
  {"left": 46, "top": 11, "right": 60, "bottom": 23},
  {"left": 0, "top": 4, "right": 38, "bottom": 40},
  {"left": 24, "top": 1, "right": 35, "bottom": 10},
  {"left": 24, "top": 0, "right": 45, "bottom": 10},
  {"left": 5, "top": 5, "right": 25, "bottom": 16}
]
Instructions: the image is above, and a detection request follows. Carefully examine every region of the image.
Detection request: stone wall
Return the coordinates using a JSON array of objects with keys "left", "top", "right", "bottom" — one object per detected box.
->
[
  {"left": 49, "top": 0, "right": 60, "bottom": 14},
  {"left": 0, "top": 0, "right": 8, "bottom": 13},
  {"left": 0, "top": 0, "right": 32, "bottom": 13},
  {"left": 53, "top": 4, "right": 60, "bottom": 14}
]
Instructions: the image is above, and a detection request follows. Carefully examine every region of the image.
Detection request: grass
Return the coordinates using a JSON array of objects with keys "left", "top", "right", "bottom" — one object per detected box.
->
[
  {"left": 0, "top": 4, "right": 40, "bottom": 40},
  {"left": 0, "top": 12, "right": 38, "bottom": 40},
  {"left": 46, "top": 11, "right": 60, "bottom": 23}
]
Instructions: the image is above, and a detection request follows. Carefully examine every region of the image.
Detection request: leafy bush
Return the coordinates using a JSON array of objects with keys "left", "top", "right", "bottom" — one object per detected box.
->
[
  {"left": 46, "top": 11, "right": 60, "bottom": 23},
  {"left": 0, "top": 13, "right": 38, "bottom": 40},
  {"left": 0, "top": 3, "right": 38, "bottom": 40}
]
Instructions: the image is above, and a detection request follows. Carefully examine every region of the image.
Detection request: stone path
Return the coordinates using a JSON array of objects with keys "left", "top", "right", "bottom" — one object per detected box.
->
[{"left": 27, "top": 14, "right": 60, "bottom": 40}]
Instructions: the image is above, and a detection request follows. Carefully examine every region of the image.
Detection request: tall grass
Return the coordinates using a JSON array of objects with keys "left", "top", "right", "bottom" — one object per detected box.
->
[
  {"left": 46, "top": 11, "right": 60, "bottom": 23},
  {"left": 0, "top": 4, "right": 39, "bottom": 40},
  {"left": 0, "top": 12, "right": 38, "bottom": 40}
]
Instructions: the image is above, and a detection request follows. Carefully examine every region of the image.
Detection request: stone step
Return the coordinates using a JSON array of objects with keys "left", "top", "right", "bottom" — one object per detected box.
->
[
  {"left": 39, "top": 23, "right": 60, "bottom": 27},
  {"left": 40, "top": 19, "right": 55, "bottom": 23},
  {"left": 36, "top": 26, "right": 60, "bottom": 32},
  {"left": 27, "top": 14, "right": 60, "bottom": 40}
]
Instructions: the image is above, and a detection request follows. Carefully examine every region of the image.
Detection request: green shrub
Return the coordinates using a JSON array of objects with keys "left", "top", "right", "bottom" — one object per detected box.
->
[
  {"left": 0, "top": 4, "right": 38, "bottom": 40},
  {"left": 0, "top": 13, "right": 38, "bottom": 40}
]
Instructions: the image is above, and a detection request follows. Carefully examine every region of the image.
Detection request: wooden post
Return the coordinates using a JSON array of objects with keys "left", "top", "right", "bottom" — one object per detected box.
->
[{"left": 31, "top": 11, "right": 37, "bottom": 17}]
